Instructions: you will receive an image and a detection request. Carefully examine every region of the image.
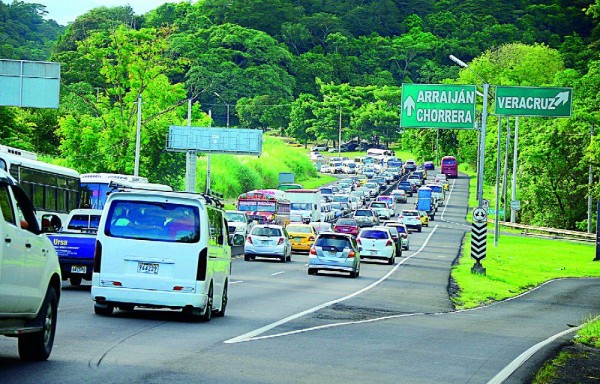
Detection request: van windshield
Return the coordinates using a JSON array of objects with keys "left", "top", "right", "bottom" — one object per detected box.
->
[{"left": 106, "top": 201, "right": 200, "bottom": 243}]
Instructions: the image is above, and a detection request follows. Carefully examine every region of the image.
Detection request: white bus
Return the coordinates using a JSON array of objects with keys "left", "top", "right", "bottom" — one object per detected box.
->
[
  {"left": 0, "top": 145, "right": 80, "bottom": 231},
  {"left": 80, "top": 173, "right": 173, "bottom": 210}
]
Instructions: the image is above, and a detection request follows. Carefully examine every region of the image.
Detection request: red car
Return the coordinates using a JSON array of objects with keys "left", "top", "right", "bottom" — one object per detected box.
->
[{"left": 333, "top": 218, "right": 360, "bottom": 236}]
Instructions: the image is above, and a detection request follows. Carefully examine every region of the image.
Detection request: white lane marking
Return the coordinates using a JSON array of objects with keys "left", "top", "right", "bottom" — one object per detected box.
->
[
  {"left": 440, "top": 178, "right": 457, "bottom": 222},
  {"left": 230, "top": 280, "right": 245, "bottom": 284},
  {"left": 271, "top": 271, "right": 285, "bottom": 276},
  {"left": 224, "top": 225, "right": 439, "bottom": 344},
  {"left": 487, "top": 315, "right": 600, "bottom": 384}
]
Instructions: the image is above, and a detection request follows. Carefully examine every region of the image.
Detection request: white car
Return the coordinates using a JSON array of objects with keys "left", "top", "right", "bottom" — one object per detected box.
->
[
  {"left": 245, "top": 224, "right": 292, "bottom": 262},
  {"left": 382, "top": 221, "right": 410, "bottom": 251},
  {"left": 398, "top": 209, "right": 422, "bottom": 232},
  {"left": 357, "top": 226, "right": 396, "bottom": 264},
  {"left": 320, "top": 164, "right": 331, "bottom": 173},
  {"left": 369, "top": 201, "right": 393, "bottom": 220}
]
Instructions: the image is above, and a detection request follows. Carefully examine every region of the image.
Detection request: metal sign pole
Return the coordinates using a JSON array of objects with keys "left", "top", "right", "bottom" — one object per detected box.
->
[
  {"left": 206, "top": 110, "right": 212, "bottom": 195},
  {"left": 477, "top": 83, "right": 489, "bottom": 207},
  {"left": 134, "top": 95, "right": 142, "bottom": 176},
  {"left": 511, "top": 116, "right": 519, "bottom": 222},
  {"left": 494, "top": 116, "right": 502, "bottom": 246},
  {"left": 185, "top": 99, "right": 197, "bottom": 192},
  {"left": 596, "top": 201, "right": 600, "bottom": 261}
]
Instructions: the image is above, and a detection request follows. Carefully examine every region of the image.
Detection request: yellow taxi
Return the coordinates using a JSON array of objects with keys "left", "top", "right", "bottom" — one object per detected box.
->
[
  {"left": 418, "top": 210, "right": 430, "bottom": 227},
  {"left": 286, "top": 223, "right": 317, "bottom": 252}
]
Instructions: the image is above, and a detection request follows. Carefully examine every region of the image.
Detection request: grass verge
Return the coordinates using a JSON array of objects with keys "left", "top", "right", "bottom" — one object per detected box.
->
[
  {"left": 576, "top": 318, "right": 600, "bottom": 348},
  {"left": 451, "top": 234, "right": 598, "bottom": 309}
]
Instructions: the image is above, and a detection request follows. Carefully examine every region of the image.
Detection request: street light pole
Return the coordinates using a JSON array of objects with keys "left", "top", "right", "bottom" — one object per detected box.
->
[
  {"left": 449, "top": 55, "right": 489, "bottom": 208},
  {"left": 134, "top": 95, "right": 142, "bottom": 176},
  {"left": 214, "top": 91, "right": 230, "bottom": 128}
]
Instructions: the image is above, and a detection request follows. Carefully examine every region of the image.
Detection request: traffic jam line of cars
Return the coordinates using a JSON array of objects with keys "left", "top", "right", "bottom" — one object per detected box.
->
[{"left": 236, "top": 154, "right": 449, "bottom": 279}]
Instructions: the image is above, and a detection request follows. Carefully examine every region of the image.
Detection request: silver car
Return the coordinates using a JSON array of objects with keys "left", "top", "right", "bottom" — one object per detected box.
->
[
  {"left": 308, "top": 233, "right": 360, "bottom": 278},
  {"left": 399, "top": 209, "right": 422, "bottom": 232},
  {"left": 244, "top": 224, "right": 292, "bottom": 262}
]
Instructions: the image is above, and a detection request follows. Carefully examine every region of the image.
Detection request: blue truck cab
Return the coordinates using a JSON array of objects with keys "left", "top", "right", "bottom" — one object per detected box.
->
[
  {"left": 416, "top": 186, "right": 435, "bottom": 221},
  {"left": 47, "top": 209, "right": 102, "bottom": 286}
]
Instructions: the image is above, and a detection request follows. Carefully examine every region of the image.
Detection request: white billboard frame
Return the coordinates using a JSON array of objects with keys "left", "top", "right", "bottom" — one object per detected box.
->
[{"left": 167, "top": 126, "right": 263, "bottom": 156}]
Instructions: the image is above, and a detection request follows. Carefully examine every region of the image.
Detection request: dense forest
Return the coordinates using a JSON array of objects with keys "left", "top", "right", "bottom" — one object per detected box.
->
[{"left": 0, "top": 0, "right": 598, "bottom": 230}]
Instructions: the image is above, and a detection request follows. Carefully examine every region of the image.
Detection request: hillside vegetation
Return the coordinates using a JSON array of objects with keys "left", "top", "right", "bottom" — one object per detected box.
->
[{"left": 0, "top": 0, "right": 598, "bottom": 230}]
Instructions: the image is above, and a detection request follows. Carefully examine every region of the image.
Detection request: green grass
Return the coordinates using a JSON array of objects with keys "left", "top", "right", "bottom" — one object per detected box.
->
[
  {"left": 451, "top": 234, "right": 599, "bottom": 309},
  {"left": 193, "top": 136, "right": 319, "bottom": 198},
  {"left": 531, "top": 350, "right": 575, "bottom": 384},
  {"left": 302, "top": 174, "right": 339, "bottom": 189},
  {"left": 576, "top": 318, "right": 600, "bottom": 348}
]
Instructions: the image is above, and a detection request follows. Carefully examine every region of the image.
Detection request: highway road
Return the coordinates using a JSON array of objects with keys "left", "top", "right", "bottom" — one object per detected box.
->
[{"left": 1, "top": 174, "right": 598, "bottom": 383}]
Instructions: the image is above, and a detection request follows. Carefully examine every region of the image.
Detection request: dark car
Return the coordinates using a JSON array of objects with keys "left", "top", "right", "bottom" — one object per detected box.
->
[
  {"left": 333, "top": 218, "right": 360, "bottom": 236},
  {"left": 308, "top": 233, "right": 360, "bottom": 277},
  {"left": 423, "top": 161, "right": 435, "bottom": 171},
  {"left": 340, "top": 143, "right": 358, "bottom": 152},
  {"left": 398, "top": 181, "right": 415, "bottom": 197}
]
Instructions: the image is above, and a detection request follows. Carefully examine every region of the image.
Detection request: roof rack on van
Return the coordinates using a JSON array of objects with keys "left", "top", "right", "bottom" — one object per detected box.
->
[{"left": 106, "top": 181, "right": 225, "bottom": 209}]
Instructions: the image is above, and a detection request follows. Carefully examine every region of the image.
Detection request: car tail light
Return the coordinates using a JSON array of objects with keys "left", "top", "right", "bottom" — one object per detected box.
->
[
  {"left": 277, "top": 237, "right": 285, "bottom": 245},
  {"left": 310, "top": 247, "right": 316, "bottom": 255},
  {"left": 308, "top": 236, "right": 315, "bottom": 241},
  {"left": 402, "top": 233, "right": 408, "bottom": 239},
  {"left": 347, "top": 250, "right": 356, "bottom": 258},
  {"left": 333, "top": 226, "right": 340, "bottom": 231},
  {"left": 247, "top": 236, "right": 253, "bottom": 244},
  {"left": 356, "top": 238, "right": 362, "bottom": 245},
  {"left": 386, "top": 240, "right": 393, "bottom": 247},
  {"left": 416, "top": 216, "right": 421, "bottom": 220}
]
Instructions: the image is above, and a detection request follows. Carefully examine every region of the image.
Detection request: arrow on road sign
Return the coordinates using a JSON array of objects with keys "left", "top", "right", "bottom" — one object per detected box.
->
[
  {"left": 403, "top": 96, "right": 416, "bottom": 117},
  {"left": 554, "top": 91, "right": 569, "bottom": 106}
]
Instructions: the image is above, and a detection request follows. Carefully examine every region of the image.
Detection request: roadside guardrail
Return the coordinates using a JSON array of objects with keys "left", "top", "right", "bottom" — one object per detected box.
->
[{"left": 489, "top": 220, "right": 595, "bottom": 242}]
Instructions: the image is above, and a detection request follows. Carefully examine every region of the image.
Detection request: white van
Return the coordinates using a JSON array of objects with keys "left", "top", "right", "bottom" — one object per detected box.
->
[{"left": 91, "top": 190, "right": 231, "bottom": 322}]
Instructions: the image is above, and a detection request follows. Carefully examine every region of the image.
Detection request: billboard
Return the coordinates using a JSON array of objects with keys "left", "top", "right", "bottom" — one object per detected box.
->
[
  {"left": 0, "top": 59, "right": 60, "bottom": 108},
  {"left": 167, "top": 126, "right": 263, "bottom": 156}
]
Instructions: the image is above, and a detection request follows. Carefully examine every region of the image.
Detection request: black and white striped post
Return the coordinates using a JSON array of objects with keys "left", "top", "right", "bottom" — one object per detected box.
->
[{"left": 471, "top": 206, "right": 488, "bottom": 275}]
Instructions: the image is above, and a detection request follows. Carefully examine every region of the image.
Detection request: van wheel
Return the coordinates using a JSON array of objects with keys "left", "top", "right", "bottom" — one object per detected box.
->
[
  {"left": 18, "top": 285, "right": 58, "bottom": 361},
  {"left": 308, "top": 268, "right": 317, "bottom": 275},
  {"left": 199, "top": 285, "right": 213, "bottom": 322},
  {"left": 69, "top": 276, "right": 82, "bottom": 286},
  {"left": 94, "top": 303, "right": 114, "bottom": 316},
  {"left": 214, "top": 282, "right": 228, "bottom": 318},
  {"left": 244, "top": 254, "right": 252, "bottom": 261}
]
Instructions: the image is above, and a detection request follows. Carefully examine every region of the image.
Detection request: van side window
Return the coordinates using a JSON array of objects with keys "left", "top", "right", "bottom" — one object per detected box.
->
[
  {"left": 207, "top": 208, "right": 224, "bottom": 245},
  {"left": 0, "top": 185, "right": 16, "bottom": 225}
]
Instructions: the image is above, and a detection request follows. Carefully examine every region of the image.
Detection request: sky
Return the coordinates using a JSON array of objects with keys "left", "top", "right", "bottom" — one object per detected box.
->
[{"left": 21, "top": 0, "right": 189, "bottom": 26}]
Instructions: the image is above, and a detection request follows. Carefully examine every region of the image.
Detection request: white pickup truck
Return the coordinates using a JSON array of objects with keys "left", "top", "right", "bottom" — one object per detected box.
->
[{"left": 0, "top": 169, "right": 61, "bottom": 361}]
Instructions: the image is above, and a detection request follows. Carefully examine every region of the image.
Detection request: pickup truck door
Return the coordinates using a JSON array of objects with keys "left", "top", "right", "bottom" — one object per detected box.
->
[
  {"left": 10, "top": 185, "right": 51, "bottom": 313},
  {"left": 0, "top": 184, "right": 24, "bottom": 313}
]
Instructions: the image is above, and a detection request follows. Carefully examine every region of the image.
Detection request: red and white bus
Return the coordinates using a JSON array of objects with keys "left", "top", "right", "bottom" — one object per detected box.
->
[
  {"left": 441, "top": 156, "right": 458, "bottom": 178},
  {"left": 236, "top": 190, "right": 291, "bottom": 225}
]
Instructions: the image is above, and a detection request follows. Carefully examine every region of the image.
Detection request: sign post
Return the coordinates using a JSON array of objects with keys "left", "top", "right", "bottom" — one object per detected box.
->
[
  {"left": 495, "top": 86, "right": 573, "bottom": 117},
  {"left": 401, "top": 84, "right": 477, "bottom": 129},
  {"left": 471, "top": 206, "right": 488, "bottom": 275}
]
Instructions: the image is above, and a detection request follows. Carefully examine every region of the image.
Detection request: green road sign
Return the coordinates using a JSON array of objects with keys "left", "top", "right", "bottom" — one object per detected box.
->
[
  {"left": 401, "top": 84, "right": 477, "bottom": 129},
  {"left": 495, "top": 86, "right": 572, "bottom": 117}
]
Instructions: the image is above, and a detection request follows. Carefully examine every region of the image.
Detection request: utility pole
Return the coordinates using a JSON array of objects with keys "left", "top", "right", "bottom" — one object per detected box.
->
[
  {"left": 502, "top": 117, "right": 510, "bottom": 222},
  {"left": 494, "top": 116, "right": 502, "bottom": 246},
  {"left": 185, "top": 98, "right": 197, "bottom": 192},
  {"left": 511, "top": 117, "right": 519, "bottom": 222},
  {"left": 207, "top": 110, "right": 212, "bottom": 195},
  {"left": 338, "top": 106, "right": 342, "bottom": 156},
  {"left": 588, "top": 124, "right": 595, "bottom": 233},
  {"left": 134, "top": 95, "right": 142, "bottom": 176}
]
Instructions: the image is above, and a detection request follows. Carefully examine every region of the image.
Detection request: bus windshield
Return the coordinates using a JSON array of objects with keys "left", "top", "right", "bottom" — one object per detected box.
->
[
  {"left": 81, "top": 183, "right": 112, "bottom": 210},
  {"left": 238, "top": 202, "right": 277, "bottom": 213}
]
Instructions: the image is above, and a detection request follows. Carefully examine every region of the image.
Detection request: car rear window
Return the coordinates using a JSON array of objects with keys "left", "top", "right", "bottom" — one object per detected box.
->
[
  {"left": 315, "top": 236, "right": 351, "bottom": 250},
  {"left": 287, "top": 225, "right": 312, "bottom": 233},
  {"left": 106, "top": 201, "right": 200, "bottom": 243},
  {"left": 371, "top": 202, "right": 386, "bottom": 208},
  {"left": 336, "top": 219, "right": 356, "bottom": 226},
  {"left": 68, "top": 214, "right": 101, "bottom": 230},
  {"left": 354, "top": 210, "right": 372, "bottom": 216},
  {"left": 252, "top": 227, "right": 282, "bottom": 237},
  {"left": 360, "top": 230, "right": 389, "bottom": 239},
  {"left": 402, "top": 211, "right": 418, "bottom": 216}
]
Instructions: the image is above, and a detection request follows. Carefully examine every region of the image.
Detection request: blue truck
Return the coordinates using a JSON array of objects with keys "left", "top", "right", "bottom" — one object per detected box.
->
[
  {"left": 416, "top": 186, "right": 436, "bottom": 221},
  {"left": 47, "top": 209, "right": 102, "bottom": 286}
]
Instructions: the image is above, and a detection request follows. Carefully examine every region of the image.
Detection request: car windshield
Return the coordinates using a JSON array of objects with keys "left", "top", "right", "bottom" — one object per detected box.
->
[{"left": 360, "top": 230, "right": 389, "bottom": 239}]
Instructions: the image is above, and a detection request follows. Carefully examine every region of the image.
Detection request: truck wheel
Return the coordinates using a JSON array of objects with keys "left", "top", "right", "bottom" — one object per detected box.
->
[
  {"left": 18, "top": 286, "right": 58, "bottom": 361},
  {"left": 94, "top": 302, "right": 114, "bottom": 316},
  {"left": 69, "top": 276, "right": 82, "bottom": 286}
]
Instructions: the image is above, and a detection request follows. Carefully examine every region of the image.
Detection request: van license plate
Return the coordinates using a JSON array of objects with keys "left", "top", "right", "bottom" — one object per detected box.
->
[
  {"left": 138, "top": 263, "right": 159, "bottom": 274},
  {"left": 71, "top": 265, "right": 86, "bottom": 274}
]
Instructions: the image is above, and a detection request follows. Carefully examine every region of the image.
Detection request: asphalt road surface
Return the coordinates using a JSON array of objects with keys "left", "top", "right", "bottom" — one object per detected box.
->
[{"left": 1, "top": 174, "right": 598, "bottom": 383}]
